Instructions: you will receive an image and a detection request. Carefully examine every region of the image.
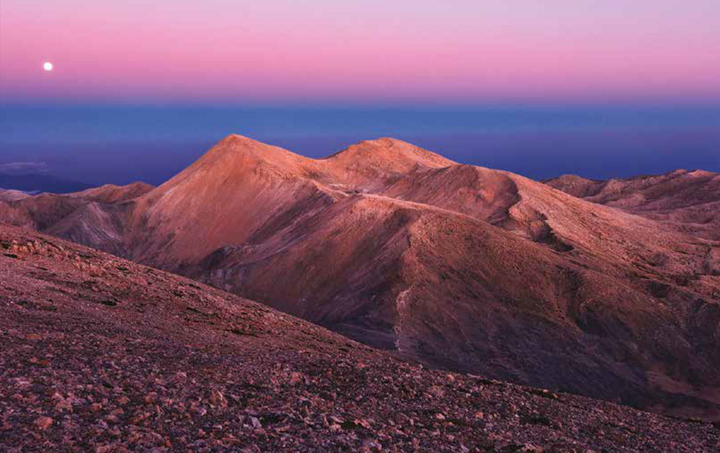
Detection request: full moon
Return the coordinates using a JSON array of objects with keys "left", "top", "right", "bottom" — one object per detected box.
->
[{"left": 43, "top": 62, "right": 54, "bottom": 72}]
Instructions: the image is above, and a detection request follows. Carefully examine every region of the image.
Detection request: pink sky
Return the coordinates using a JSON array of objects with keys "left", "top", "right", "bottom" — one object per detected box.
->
[{"left": 1, "top": 1, "right": 719, "bottom": 104}]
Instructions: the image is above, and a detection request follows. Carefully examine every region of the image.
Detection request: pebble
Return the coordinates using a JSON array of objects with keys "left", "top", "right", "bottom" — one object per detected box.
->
[{"left": 34, "top": 416, "right": 53, "bottom": 430}]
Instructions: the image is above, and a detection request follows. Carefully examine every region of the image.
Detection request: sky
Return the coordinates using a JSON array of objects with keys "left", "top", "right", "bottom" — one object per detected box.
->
[
  {"left": 1, "top": 0, "right": 720, "bottom": 105},
  {"left": 0, "top": 105, "right": 717, "bottom": 185},
  {"left": 0, "top": 1, "right": 718, "bottom": 187}
]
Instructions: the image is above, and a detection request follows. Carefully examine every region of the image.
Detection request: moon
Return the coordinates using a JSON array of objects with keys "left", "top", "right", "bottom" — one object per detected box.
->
[{"left": 43, "top": 62, "right": 54, "bottom": 72}]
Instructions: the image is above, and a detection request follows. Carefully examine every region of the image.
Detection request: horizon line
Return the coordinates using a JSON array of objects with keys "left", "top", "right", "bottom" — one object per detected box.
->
[{"left": 3, "top": 100, "right": 720, "bottom": 110}]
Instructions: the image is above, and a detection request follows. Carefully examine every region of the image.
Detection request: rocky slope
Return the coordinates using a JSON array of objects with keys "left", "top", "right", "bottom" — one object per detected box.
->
[
  {"left": 1, "top": 135, "right": 719, "bottom": 420},
  {"left": 1, "top": 224, "right": 719, "bottom": 452},
  {"left": 545, "top": 169, "right": 720, "bottom": 240}
]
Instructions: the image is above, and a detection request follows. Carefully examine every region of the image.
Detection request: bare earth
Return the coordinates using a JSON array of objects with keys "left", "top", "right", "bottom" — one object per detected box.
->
[
  {"left": 1, "top": 225, "right": 719, "bottom": 452},
  {"left": 1, "top": 135, "right": 719, "bottom": 423}
]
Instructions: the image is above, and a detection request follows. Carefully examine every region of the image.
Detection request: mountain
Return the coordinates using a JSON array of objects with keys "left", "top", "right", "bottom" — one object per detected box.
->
[
  {"left": 0, "top": 182, "right": 153, "bottom": 256},
  {"left": 0, "top": 173, "right": 94, "bottom": 194},
  {"left": 126, "top": 136, "right": 455, "bottom": 266},
  {"left": 2, "top": 224, "right": 718, "bottom": 452},
  {"left": 545, "top": 169, "right": 720, "bottom": 240},
  {"left": 0, "top": 188, "right": 31, "bottom": 202},
  {"left": 1, "top": 135, "right": 719, "bottom": 420}
]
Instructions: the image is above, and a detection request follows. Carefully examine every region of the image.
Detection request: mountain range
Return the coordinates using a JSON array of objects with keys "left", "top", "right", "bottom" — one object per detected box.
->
[{"left": 1, "top": 135, "right": 719, "bottom": 421}]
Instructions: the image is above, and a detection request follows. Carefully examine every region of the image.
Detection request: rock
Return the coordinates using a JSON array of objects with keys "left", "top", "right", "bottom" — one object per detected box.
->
[
  {"left": 516, "top": 444, "right": 544, "bottom": 452},
  {"left": 361, "top": 439, "right": 382, "bottom": 452},
  {"left": 143, "top": 392, "right": 158, "bottom": 404},
  {"left": 355, "top": 418, "right": 372, "bottom": 429},
  {"left": 210, "top": 389, "right": 227, "bottom": 408},
  {"left": 34, "top": 416, "right": 53, "bottom": 430},
  {"left": 53, "top": 394, "right": 73, "bottom": 413}
]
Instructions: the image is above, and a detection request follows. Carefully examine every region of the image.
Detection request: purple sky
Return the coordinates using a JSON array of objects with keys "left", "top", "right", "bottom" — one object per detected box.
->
[{"left": 1, "top": 1, "right": 719, "bottom": 105}]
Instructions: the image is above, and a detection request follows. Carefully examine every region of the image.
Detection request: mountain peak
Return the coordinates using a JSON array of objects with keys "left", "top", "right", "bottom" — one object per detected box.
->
[
  {"left": 187, "top": 134, "right": 310, "bottom": 178},
  {"left": 219, "top": 133, "right": 266, "bottom": 147},
  {"left": 360, "top": 137, "right": 412, "bottom": 147},
  {"left": 327, "top": 137, "right": 455, "bottom": 169},
  {"left": 212, "top": 133, "right": 287, "bottom": 157}
]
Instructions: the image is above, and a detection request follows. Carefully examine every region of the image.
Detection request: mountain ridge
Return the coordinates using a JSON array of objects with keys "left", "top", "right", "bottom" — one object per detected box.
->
[{"left": 546, "top": 168, "right": 720, "bottom": 240}]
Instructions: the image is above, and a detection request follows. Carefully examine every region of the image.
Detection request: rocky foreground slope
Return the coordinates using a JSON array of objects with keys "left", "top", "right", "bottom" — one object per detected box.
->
[
  {"left": 1, "top": 136, "right": 719, "bottom": 420},
  {"left": 1, "top": 225, "right": 719, "bottom": 452}
]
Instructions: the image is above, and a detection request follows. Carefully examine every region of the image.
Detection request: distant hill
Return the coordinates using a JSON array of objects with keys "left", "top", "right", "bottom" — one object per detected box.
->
[
  {"left": 0, "top": 174, "right": 94, "bottom": 193},
  {"left": 545, "top": 169, "right": 720, "bottom": 240}
]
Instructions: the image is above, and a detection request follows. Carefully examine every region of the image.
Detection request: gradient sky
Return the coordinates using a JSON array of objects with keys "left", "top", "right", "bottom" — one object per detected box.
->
[{"left": 2, "top": 0, "right": 720, "bottom": 105}]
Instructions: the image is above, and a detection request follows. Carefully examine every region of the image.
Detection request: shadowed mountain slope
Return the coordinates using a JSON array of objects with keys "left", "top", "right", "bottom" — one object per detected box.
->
[{"left": 1, "top": 135, "right": 719, "bottom": 420}]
